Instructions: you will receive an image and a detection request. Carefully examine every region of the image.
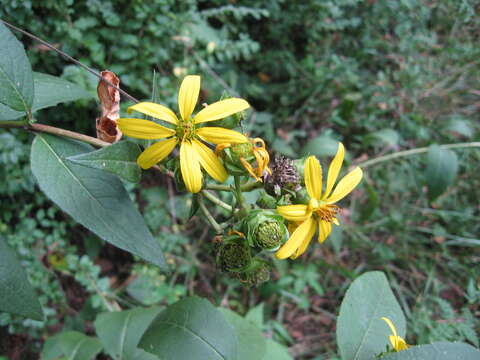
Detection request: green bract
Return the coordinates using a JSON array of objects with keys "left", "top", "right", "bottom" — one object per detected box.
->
[{"left": 242, "top": 210, "right": 288, "bottom": 251}]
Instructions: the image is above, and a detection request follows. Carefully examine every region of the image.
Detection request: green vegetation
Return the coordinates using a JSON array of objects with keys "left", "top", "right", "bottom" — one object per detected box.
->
[{"left": 0, "top": 1, "right": 479, "bottom": 359}]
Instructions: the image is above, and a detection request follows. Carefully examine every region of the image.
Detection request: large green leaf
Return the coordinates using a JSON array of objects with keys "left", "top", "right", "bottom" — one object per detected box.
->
[
  {"left": 132, "top": 349, "right": 160, "bottom": 360},
  {"left": 337, "top": 271, "right": 406, "bottom": 360},
  {"left": 95, "top": 307, "right": 162, "bottom": 360},
  {"left": 426, "top": 144, "right": 458, "bottom": 201},
  {"left": 262, "top": 339, "right": 292, "bottom": 360},
  {"left": 0, "top": 72, "right": 93, "bottom": 120},
  {"left": 219, "top": 308, "right": 267, "bottom": 360},
  {"left": 0, "top": 236, "right": 43, "bottom": 320},
  {"left": 30, "top": 134, "right": 167, "bottom": 270},
  {"left": 0, "top": 21, "right": 33, "bottom": 115},
  {"left": 139, "top": 297, "right": 238, "bottom": 360},
  {"left": 32, "top": 72, "right": 93, "bottom": 112},
  {"left": 68, "top": 141, "right": 142, "bottom": 183},
  {"left": 380, "top": 342, "right": 480, "bottom": 360},
  {"left": 42, "top": 331, "right": 102, "bottom": 360}
]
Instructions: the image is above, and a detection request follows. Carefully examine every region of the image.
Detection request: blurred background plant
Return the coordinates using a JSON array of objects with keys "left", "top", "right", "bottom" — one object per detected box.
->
[{"left": 0, "top": 0, "right": 479, "bottom": 358}]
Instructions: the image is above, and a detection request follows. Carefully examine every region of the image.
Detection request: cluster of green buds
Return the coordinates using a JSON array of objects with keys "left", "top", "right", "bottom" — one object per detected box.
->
[{"left": 214, "top": 209, "right": 289, "bottom": 286}]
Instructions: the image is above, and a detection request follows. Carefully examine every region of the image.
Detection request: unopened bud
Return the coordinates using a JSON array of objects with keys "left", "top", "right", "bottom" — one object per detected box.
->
[
  {"left": 242, "top": 210, "right": 287, "bottom": 251},
  {"left": 216, "top": 237, "right": 251, "bottom": 272},
  {"left": 237, "top": 258, "right": 271, "bottom": 287}
]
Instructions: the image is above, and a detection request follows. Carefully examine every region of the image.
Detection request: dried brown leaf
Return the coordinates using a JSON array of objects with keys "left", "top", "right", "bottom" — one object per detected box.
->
[{"left": 96, "top": 70, "right": 122, "bottom": 143}]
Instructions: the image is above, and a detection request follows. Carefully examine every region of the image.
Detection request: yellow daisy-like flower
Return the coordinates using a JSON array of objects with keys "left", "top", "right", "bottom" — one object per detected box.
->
[
  {"left": 381, "top": 317, "right": 410, "bottom": 351},
  {"left": 275, "top": 143, "right": 363, "bottom": 259},
  {"left": 117, "top": 75, "right": 250, "bottom": 193}
]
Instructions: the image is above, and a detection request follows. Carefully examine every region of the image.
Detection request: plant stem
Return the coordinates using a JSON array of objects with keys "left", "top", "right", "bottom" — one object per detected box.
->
[
  {"left": 233, "top": 176, "right": 249, "bottom": 212},
  {"left": 205, "top": 181, "right": 261, "bottom": 192},
  {"left": 358, "top": 142, "right": 480, "bottom": 169},
  {"left": 0, "top": 119, "right": 29, "bottom": 127},
  {"left": 201, "top": 190, "right": 233, "bottom": 212},
  {"left": 30, "top": 123, "right": 111, "bottom": 147},
  {"left": 198, "top": 195, "right": 223, "bottom": 234}
]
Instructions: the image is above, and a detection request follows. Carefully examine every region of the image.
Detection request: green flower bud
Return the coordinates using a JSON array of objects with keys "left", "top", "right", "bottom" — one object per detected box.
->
[
  {"left": 222, "top": 142, "right": 255, "bottom": 177},
  {"left": 256, "top": 190, "right": 277, "bottom": 209},
  {"left": 242, "top": 210, "right": 287, "bottom": 251},
  {"left": 237, "top": 258, "right": 271, "bottom": 287},
  {"left": 216, "top": 236, "right": 252, "bottom": 272}
]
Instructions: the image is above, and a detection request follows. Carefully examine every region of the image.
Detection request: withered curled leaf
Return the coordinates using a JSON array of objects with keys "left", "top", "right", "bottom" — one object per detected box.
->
[{"left": 96, "top": 70, "right": 122, "bottom": 143}]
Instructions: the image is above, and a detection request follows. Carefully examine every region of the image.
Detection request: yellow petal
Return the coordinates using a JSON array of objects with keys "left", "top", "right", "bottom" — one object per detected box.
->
[
  {"left": 180, "top": 141, "right": 203, "bottom": 193},
  {"left": 275, "top": 217, "right": 316, "bottom": 260},
  {"left": 127, "top": 102, "right": 178, "bottom": 125},
  {"left": 193, "top": 98, "right": 250, "bottom": 124},
  {"left": 137, "top": 137, "right": 177, "bottom": 169},
  {"left": 323, "top": 142, "right": 345, "bottom": 199},
  {"left": 118, "top": 118, "right": 176, "bottom": 139},
  {"left": 305, "top": 156, "right": 323, "bottom": 200},
  {"left": 290, "top": 220, "right": 318, "bottom": 259},
  {"left": 326, "top": 167, "right": 363, "bottom": 204},
  {"left": 391, "top": 336, "right": 409, "bottom": 351},
  {"left": 192, "top": 139, "right": 228, "bottom": 183},
  {"left": 178, "top": 75, "right": 200, "bottom": 121},
  {"left": 318, "top": 220, "right": 332, "bottom": 243},
  {"left": 196, "top": 127, "right": 248, "bottom": 145},
  {"left": 277, "top": 204, "right": 311, "bottom": 222},
  {"left": 381, "top": 317, "right": 399, "bottom": 338}
]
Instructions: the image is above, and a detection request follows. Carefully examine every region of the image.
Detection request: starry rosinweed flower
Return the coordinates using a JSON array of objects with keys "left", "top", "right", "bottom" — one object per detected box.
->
[
  {"left": 275, "top": 142, "right": 363, "bottom": 259},
  {"left": 381, "top": 317, "right": 409, "bottom": 351},
  {"left": 117, "top": 75, "right": 250, "bottom": 193}
]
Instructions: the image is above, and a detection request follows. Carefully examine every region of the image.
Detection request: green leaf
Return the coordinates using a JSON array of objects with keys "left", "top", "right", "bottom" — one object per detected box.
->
[
  {"left": 380, "top": 342, "right": 480, "bottom": 360},
  {"left": 95, "top": 307, "right": 161, "bottom": 360},
  {"left": 0, "top": 236, "right": 43, "bottom": 320},
  {"left": 301, "top": 135, "right": 340, "bottom": 157},
  {"left": 262, "top": 339, "right": 292, "bottom": 360},
  {"left": 426, "top": 144, "right": 458, "bottom": 201},
  {"left": 133, "top": 349, "right": 160, "bottom": 360},
  {"left": 32, "top": 72, "right": 93, "bottom": 112},
  {"left": 42, "top": 331, "right": 102, "bottom": 360},
  {"left": 219, "top": 308, "right": 267, "bottom": 360},
  {"left": 245, "top": 303, "right": 264, "bottom": 329},
  {"left": 0, "top": 21, "right": 34, "bottom": 115},
  {"left": 337, "top": 271, "right": 406, "bottom": 360},
  {"left": 139, "top": 297, "right": 238, "bottom": 360},
  {"left": 30, "top": 134, "right": 167, "bottom": 270},
  {"left": 68, "top": 141, "right": 142, "bottom": 183}
]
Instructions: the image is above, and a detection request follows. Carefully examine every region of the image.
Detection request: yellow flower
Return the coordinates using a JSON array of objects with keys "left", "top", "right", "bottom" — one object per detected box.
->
[
  {"left": 117, "top": 75, "right": 250, "bottom": 193},
  {"left": 381, "top": 317, "right": 409, "bottom": 351},
  {"left": 275, "top": 143, "right": 363, "bottom": 259}
]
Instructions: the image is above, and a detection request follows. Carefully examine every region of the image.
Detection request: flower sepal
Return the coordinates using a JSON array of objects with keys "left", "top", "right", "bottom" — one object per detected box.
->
[{"left": 235, "top": 258, "right": 272, "bottom": 287}]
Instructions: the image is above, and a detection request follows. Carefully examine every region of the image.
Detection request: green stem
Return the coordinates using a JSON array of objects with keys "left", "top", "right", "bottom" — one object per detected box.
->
[
  {"left": 201, "top": 190, "right": 233, "bottom": 212},
  {"left": 205, "top": 180, "right": 261, "bottom": 192},
  {"left": 0, "top": 119, "right": 29, "bottom": 127},
  {"left": 358, "top": 142, "right": 480, "bottom": 169},
  {"left": 233, "top": 176, "right": 249, "bottom": 212},
  {"left": 198, "top": 195, "right": 223, "bottom": 234}
]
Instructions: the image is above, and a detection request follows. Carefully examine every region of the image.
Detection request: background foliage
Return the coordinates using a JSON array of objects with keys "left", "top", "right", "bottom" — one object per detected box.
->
[{"left": 0, "top": 0, "right": 479, "bottom": 358}]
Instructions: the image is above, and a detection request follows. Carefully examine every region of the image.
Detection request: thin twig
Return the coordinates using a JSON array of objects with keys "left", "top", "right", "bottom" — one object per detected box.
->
[
  {"left": 201, "top": 190, "right": 233, "bottom": 212},
  {"left": 1, "top": 19, "right": 139, "bottom": 103},
  {"left": 198, "top": 195, "right": 223, "bottom": 234},
  {"left": 357, "top": 142, "right": 480, "bottom": 169}
]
